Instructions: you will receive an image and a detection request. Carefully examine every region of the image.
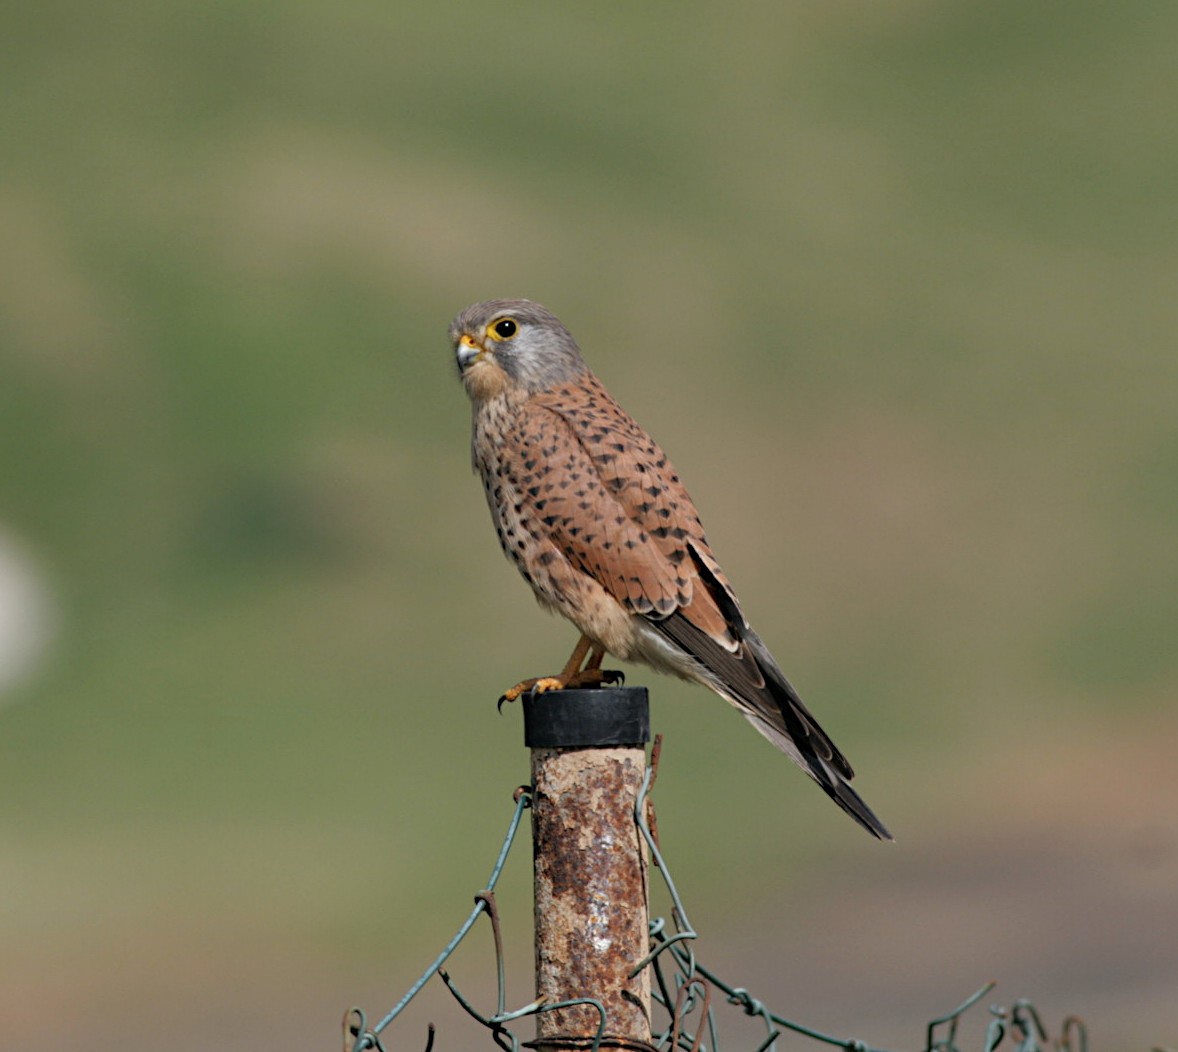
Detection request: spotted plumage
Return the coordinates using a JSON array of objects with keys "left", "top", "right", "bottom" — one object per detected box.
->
[{"left": 450, "top": 298, "right": 891, "bottom": 840}]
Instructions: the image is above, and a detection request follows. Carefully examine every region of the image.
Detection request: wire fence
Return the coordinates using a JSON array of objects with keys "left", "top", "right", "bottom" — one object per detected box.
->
[{"left": 343, "top": 739, "right": 1092, "bottom": 1052}]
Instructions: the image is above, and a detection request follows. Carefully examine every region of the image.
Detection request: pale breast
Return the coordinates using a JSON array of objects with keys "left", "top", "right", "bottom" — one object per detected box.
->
[
  {"left": 471, "top": 392, "right": 639, "bottom": 657},
  {"left": 472, "top": 392, "right": 570, "bottom": 602}
]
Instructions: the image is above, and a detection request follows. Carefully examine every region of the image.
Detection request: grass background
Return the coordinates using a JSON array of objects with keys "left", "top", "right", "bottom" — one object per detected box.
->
[{"left": 2, "top": 1, "right": 1177, "bottom": 1047}]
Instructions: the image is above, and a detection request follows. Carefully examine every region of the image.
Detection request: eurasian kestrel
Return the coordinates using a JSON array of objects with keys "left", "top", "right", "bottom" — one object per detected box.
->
[{"left": 450, "top": 298, "right": 891, "bottom": 840}]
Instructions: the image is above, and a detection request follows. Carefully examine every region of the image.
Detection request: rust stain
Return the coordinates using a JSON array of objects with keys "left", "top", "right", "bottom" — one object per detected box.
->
[{"left": 532, "top": 746, "right": 651, "bottom": 1048}]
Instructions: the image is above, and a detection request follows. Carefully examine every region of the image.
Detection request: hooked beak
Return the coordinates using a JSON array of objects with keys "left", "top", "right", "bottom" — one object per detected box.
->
[{"left": 456, "top": 333, "right": 486, "bottom": 371}]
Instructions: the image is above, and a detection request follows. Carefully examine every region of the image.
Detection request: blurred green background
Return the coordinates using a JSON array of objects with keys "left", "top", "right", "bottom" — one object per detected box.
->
[{"left": 2, "top": 1, "right": 1177, "bottom": 1047}]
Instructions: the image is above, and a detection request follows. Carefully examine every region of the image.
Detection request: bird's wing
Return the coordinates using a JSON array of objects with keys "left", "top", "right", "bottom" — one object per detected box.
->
[
  {"left": 525, "top": 378, "right": 713, "bottom": 611},
  {"left": 532, "top": 374, "right": 794, "bottom": 658},
  {"left": 529, "top": 377, "right": 732, "bottom": 625},
  {"left": 504, "top": 390, "right": 689, "bottom": 618},
  {"left": 532, "top": 378, "right": 892, "bottom": 840}
]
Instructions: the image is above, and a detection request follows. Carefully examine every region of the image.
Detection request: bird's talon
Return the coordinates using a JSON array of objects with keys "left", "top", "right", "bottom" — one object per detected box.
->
[
  {"left": 498, "top": 675, "right": 566, "bottom": 709},
  {"left": 498, "top": 667, "right": 616, "bottom": 708},
  {"left": 498, "top": 679, "right": 537, "bottom": 709},
  {"left": 559, "top": 668, "right": 625, "bottom": 690}
]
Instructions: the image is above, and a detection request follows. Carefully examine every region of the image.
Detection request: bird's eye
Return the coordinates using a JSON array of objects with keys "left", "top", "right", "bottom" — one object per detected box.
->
[{"left": 490, "top": 318, "right": 518, "bottom": 340}]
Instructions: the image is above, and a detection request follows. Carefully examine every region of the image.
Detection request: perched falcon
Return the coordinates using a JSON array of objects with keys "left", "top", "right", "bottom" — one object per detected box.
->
[{"left": 450, "top": 298, "right": 891, "bottom": 840}]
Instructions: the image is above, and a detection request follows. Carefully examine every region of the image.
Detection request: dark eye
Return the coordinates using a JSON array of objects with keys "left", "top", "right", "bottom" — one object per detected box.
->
[{"left": 492, "top": 318, "right": 517, "bottom": 340}]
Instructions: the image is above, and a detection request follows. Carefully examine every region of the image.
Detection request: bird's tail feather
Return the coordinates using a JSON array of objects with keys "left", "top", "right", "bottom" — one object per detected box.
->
[
  {"left": 741, "top": 628, "right": 893, "bottom": 841},
  {"left": 809, "top": 754, "right": 893, "bottom": 840},
  {"left": 740, "top": 707, "right": 893, "bottom": 840},
  {"left": 650, "top": 599, "right": 893, "bottom": 840}
]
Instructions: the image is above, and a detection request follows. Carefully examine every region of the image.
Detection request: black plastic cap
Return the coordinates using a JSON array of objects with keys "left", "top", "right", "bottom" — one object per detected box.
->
[{"left": 523, "top": 687, "right": 650, "bottom": 749}]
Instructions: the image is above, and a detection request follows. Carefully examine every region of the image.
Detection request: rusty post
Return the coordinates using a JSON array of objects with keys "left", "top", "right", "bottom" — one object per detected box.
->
[{"left": 523, "top": 687, "right": 652, "bottom": 1051}]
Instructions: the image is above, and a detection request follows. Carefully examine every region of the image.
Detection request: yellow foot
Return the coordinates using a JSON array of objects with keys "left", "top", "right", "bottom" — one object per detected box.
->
[
  {"left": 496, "top": 669, "right": 624, "bottom": 709},
  {"left": 497, "top": 677, "right": 560, "bottom": 709}
]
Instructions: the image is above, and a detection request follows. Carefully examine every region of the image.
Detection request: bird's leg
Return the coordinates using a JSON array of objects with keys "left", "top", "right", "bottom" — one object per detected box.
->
[
  {"left": 497, "top": 635, "right": 621, "bottom": 706},
  {"left": 498, "top": 635, "right": 592, "bottom": 705}
]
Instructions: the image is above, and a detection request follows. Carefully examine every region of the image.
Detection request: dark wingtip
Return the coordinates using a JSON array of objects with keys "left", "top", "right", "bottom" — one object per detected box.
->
[{"left": 823, "top": 771, "right": 894, "bottom": 841}]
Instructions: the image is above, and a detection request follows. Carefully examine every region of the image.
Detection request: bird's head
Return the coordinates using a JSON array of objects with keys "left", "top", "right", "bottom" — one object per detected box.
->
[{"left": 449, "top": 299, "right": 588, "bottom": 402}]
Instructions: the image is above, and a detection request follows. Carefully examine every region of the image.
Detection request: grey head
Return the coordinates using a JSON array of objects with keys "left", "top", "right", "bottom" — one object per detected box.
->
[{"left": 450, "top": 298, "right": 588, "bottom": 399}]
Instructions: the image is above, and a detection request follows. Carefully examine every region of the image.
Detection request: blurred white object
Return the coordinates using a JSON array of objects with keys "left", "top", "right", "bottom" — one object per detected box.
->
[{"left": 0, "top": 529, "right": 53, "bottom": 698}]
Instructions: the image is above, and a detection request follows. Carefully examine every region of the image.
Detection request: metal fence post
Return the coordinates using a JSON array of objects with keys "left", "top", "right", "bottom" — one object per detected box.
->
[{"left": 523, "top": 686, "right": 653, "bottom": 1051}]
